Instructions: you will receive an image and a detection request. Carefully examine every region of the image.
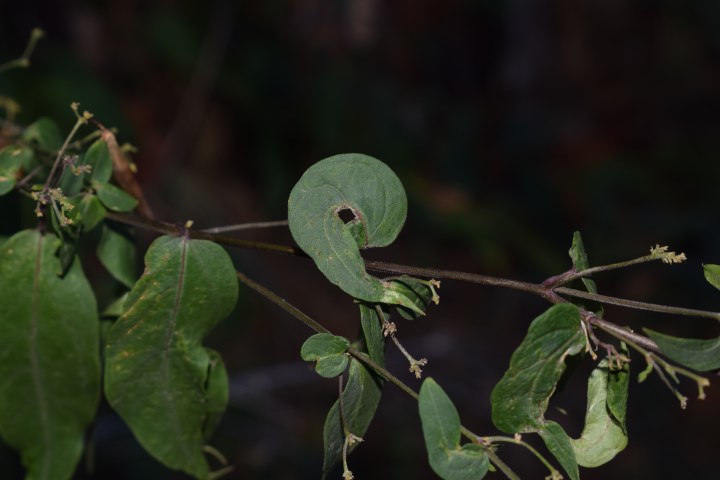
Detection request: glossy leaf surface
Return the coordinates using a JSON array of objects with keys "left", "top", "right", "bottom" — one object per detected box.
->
[
  {"left": 0, "top": 230, "right": 100, "bottom": 480},
  {"left": 300, "top": 333, "right": 350, "bottom": 378},
  {"left": 570, "top": 360, "right": 629, "bottom": 467},
  {"left": 288, "top": 154, "right": 420, "bottom": 312},
  {"left": 104, "top": 235, "right": 238, "bottom": 478},
  {"left": 321, "top": 359, "right": 382, "bottom": 478},
  {"left": 419, "top": 378, "right": 489, "bottom": 480},
  {"left": 645, "top": 329, "right": 720, "bottom": 372}
]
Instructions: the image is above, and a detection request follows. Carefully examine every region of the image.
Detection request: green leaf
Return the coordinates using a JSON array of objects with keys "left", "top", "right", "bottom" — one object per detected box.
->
[
  {"left": 93, "top": 180, "right": 138, "bottom": 212},
  {"left": 202, "top": 349, "right": 229, "bottom": 440},
  {"left": 387, "top": 276, "right": 436, "bottom": 319},
  {"left": 86, "top": 139, "right": 113, "bottom": 183},
  {"left": 321, "top": 359, "right": 382, "bottom": 478},
  {"left": 58, "top": 151, "right": 90, "bottom": 196},
  {"left": 22, "top": 117, "right": 63, "bottom": 150},
  {"left": 288, "top": 154, "right": 420, "bottom": 313},
  {"left": 570, "top": 360, "right": 629, "bottom": 468},
  {"left": 0, "top": 145, "right": 33, "bottom": 196},
  {"left": 606, "top": 348, "right": 630, "bottom": 430},
  {"left": 538, "top": 421, "right": 579, "bottom": 480},
  {"left": 0, "top": 229, "right": 100, "bottom": 480},
  {"left": 77, "top": 195, "right": 106, "bottom": 231},
  {"left": 101, "top": 292, "right": 129, "bottom": 318},
  {"left": 97, "top": 223, "right": 136, "bottom": 288},
  {"left": 300, "top": 333, "right": 350, "bottom": 378},
  {"left": 359, "top": 303, "right": 385, "bottom": 366},
  {"left": 569, "top": 231, "right": 597, "bottom": 294},
  {"left": 418, "top": 378, "right": 489, "bottom": 480},
  {"left": 491, "top": 304, "right": 586, "bottom": 433},
  {"left": 703, "top": 264, "right": 720, "bottom": 292},
  {"left": 645, "top": 329, "right": 720, "bottom": 372},
  {"left": 104, "top": 236, "right": 239, "bottom": 478}
]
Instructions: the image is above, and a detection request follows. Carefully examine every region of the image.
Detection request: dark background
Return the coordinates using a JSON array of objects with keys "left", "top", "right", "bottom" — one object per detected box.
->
[{"left": 1, "top": 1, "right": 719, "bottom": 479}]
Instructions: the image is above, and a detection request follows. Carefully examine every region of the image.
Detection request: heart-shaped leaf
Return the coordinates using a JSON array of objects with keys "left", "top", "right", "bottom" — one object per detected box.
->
[{"left": 104, "top": 235, "right": 238, "bottom": 478}]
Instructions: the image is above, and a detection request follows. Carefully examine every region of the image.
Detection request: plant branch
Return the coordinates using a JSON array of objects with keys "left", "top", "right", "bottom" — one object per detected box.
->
[
  {"left": 235, "top": 270, "right": 328, "bottom": 334},
  {"left": 557, "top": 287, "right": 720, "bottom": 321},
  {"left": 42, "top": 106, "right": 90, "bottom": 191},
  {"left": 0, "top": 28, "right": 44, "bottom": 73},
  {"left": 106, "top": 212, "right": 300, "bottom": 256},
  {"left": 104, "top": 212, "right": 719, "bottom": 357},
  {"left": 482, "top": 435, "right": 560, "bottom": 479},
  {"left": 203, "top": 220, "right": 288, "bottom": 234},
  {"left": 234, "top": 268, "right": 517, "bottom": 478}
]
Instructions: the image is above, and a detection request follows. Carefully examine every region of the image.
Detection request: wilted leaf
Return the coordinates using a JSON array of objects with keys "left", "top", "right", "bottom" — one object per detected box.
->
[
  {"left": 104, "top": 236, "right": 238, "bottom": 478},
  {"left": 0, "top": 229, "right": 100, "bottom": 480},
  {"left": 570, "top": 360, "right": 629, "bottom": 467}
]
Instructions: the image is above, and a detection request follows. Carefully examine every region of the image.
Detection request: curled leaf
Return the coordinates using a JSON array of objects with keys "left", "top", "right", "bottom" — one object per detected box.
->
[
  {"left": 288, "top": 154, "right": 420, "bottom": 313},
  {"left": 570, "top": 359, "right": 629, "bottom": 468}
]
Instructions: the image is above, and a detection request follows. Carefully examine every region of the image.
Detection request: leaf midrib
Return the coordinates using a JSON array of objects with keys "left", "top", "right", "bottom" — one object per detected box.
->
[
  {"left": 160, "top": 237, "right": 188, "bottom": 449},
  {"left": 31, "top": 233, "right": 51, "bottom": 479}
]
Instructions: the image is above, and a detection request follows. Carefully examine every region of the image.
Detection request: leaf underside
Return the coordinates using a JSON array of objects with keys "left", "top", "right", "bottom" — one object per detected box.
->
[{"left": 570, "top": 360, "right": 629, "bottom": 467}]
